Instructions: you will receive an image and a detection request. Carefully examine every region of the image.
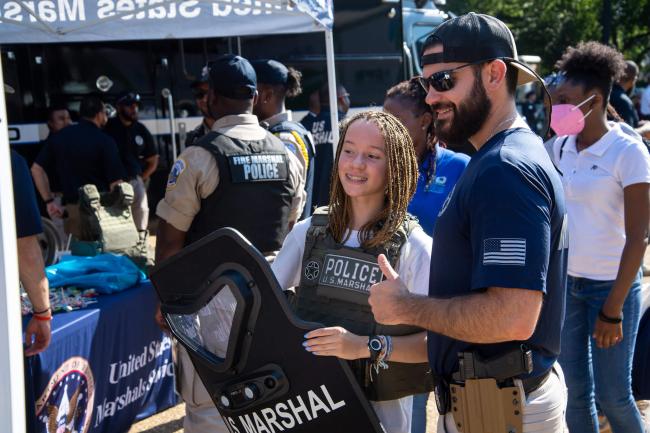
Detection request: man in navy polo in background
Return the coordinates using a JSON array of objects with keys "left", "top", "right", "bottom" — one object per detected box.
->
[
  {"left": 369, "top": 13, "right": 568, "bottom": 433},
  {"left": 105, "top": 91, "right": 159, "bottom": 231}
]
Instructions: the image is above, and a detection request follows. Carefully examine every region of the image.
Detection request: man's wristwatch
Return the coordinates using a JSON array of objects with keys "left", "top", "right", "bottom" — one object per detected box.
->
[{"left": 368, "top": 335, "right": 383, "bottom": 363}]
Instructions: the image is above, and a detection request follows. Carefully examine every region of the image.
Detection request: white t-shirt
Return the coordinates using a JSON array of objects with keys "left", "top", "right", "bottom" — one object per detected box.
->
[
  {"left": 271, "top": 217, "right": 432, "bottom": 433},
  {"left": 551, "top": 122, "right": 650, "bottom": 280}
]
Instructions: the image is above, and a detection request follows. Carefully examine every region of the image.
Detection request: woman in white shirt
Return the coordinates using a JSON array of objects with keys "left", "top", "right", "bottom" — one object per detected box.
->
[
  {"left": 271, "top": 111, "right": 432, "bottom": 433},
  {"left": 550, "top": 42, "right": 650, "bottom": 433}
]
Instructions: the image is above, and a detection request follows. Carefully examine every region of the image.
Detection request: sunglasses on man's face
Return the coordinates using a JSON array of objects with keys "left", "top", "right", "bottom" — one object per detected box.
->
[
  {"left": 418, "top": 61, "right": 486, "bottom": 93},
  {"left": 194, "top": 90, "right": 208, "bottom": 99}
]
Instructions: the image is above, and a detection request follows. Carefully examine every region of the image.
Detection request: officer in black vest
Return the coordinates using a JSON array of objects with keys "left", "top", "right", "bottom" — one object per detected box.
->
[
  {"left": 154, "top": 54, "right": 305, "bottom": 433},
  {"left": 252, "top": 59, "right": 315, "bottom": 218}
]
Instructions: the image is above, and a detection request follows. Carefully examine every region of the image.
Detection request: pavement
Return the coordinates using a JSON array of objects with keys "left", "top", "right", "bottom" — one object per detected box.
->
[{"left": 128, "top": 229, "right": 650, "bottom": 433}]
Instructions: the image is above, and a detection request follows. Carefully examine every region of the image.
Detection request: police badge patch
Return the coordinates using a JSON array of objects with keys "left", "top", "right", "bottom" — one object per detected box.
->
[
  {"left": 166, "top": 158, "right": 186, "bottom": 190},
  {"left": 135, "top": 135, "right": 144, "bottom": 146},
  {"left": 304, "top": 260, "right": 320, "bottom": 280}
]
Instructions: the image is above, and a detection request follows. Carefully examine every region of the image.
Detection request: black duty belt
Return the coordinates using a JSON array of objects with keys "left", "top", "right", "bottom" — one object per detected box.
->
[{"left": 433, "top": 368, "right": 552, "bottom": 415}]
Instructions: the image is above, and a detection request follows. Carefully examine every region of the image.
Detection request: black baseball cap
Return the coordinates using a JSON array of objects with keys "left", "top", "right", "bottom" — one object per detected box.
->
[
  {"left": 190, "top": 65, "right": 210, "bottom": 92},
  {"left": 208, "top": 54, "right": 257, "bottom": 100},
  {"left": 116, "top": 91, "right": 141, "bottom": 106},
  {"left": 421, "top": 12, "right": 539, "bottom": 86},
  {"left": 251, "top": 59, "right": 289, "bottom": 86}
]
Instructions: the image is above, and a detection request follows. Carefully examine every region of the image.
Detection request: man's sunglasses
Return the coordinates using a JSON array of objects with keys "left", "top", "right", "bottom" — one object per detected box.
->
[{"left": 418, "top": 60, "right": 486, "bottom": 93}]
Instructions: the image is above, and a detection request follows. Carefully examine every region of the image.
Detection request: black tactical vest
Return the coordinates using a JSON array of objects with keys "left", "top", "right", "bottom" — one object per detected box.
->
[
  {"left": 186, "top": 131, "right": 295, "bottom": 252},
  {"left": 269, "top": 120, "right": 315, "bottom": 219},
  {"left": 295, "top": 208, "right": 434, "bottom": 401}
]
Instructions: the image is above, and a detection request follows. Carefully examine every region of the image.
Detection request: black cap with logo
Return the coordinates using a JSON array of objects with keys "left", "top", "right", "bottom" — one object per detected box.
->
[
  {"left": 208, "top": 54, "right": 257, "bottom": 100},
  {"left": 116, "top": 91, "right": 141, "bottom": 106},
  {"left": 421, "top": 12, "right": 539, "bottom": 86}
]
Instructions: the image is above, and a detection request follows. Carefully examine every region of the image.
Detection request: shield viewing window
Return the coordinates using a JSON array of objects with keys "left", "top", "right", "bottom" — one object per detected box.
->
[{"left": 164, "top": 268, "right": 257, "bottom": 373}]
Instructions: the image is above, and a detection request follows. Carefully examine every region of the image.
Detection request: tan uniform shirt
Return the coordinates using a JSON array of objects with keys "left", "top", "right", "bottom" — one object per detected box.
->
[{"left": 156, "top": 114, "right": 306, "bottom": 232}]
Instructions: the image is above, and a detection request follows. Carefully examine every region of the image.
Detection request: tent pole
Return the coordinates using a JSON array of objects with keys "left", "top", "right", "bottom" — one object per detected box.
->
[
  {"left": 325, "top": 28, "right": 339, "bottom": 155},
  {"left": 0, "top": 58, "right": 27, "bottom": 433},
  {"left": 162, "top": 89, "right": 177, "bottom": 160}
]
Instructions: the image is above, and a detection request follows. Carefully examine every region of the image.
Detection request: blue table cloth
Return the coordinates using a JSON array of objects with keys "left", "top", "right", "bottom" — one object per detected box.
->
[{"left": 24, "top": 281, "right": 178, "bottom": 433}]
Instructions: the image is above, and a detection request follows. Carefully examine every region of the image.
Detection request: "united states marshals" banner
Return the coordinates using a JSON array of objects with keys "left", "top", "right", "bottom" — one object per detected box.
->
[{"left": 0, "top": 0, "right": 333, "bottom": 44}]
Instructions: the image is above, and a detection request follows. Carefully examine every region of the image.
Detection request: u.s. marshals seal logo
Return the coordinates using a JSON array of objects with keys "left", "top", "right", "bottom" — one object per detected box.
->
[
  {"left": 304, "top": 261, "right": 320, "bottom": 280},
  {"left": 36, "top": 356, "right": 95, "bottom": 433}
]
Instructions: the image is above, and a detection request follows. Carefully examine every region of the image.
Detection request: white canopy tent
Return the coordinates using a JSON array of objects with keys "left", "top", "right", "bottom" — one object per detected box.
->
[{"left": 0, "top": 1, "right": 338, "bottom": 431}]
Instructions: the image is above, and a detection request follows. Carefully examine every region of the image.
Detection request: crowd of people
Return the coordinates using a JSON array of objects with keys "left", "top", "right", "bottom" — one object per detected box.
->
[{"left": 13, "top": 11, "right": 650, "bottom": 433}]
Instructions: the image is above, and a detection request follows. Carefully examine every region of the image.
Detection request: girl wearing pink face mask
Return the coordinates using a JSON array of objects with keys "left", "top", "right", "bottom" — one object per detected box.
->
[{"left": 549, "top": 42, "right": 650, "bottom": 433}]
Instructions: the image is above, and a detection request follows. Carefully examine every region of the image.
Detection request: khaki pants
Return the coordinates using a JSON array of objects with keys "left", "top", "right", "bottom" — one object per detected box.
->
[{"left": 176, "top": 343, "right": 229, "bottom": 433}]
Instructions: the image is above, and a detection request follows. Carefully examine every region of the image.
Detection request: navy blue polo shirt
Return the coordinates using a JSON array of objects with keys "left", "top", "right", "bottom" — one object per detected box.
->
[
  {"left": 104, "top": 117, "right": 157, "bottom": 179},
  {"left": 428, "top": 128, "right": 567, "bottom": 378},
  {"left": 35, "top": 120, "right": 126, "bottom": 203},
  {"left": 409, "top": 146, "right": 470, "bottom": 235},
  {"left": 11, "top": 150, "right": 42, "bottom": 238}
]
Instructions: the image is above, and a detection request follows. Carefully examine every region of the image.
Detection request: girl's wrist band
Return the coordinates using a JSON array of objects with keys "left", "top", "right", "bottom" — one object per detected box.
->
[
  {"left": 598, "top": 309, "right": 623, "bottom": 324},
  {"left": 34, "top": 315, "right": 52, "bottom": 322},
  {"left": 33, "top": 307, "right": 51, "bottom": 315}
]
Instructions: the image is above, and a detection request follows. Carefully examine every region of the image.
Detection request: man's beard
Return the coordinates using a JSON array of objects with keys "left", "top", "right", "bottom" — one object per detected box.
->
[
  {"left": 119, "top": 110, "right": 137, "bottom": 123},
  {"left": 433, "top": 72, "right": 491, "bottom": 146}
]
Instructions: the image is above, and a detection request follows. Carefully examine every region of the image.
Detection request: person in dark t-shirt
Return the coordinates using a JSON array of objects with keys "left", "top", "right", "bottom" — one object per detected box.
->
[
  {"left": 368, "top": 13, "right": 568, "bottom": 432},
  {"left": 104, "top": 91, "right": 158, "bottom": 231}
]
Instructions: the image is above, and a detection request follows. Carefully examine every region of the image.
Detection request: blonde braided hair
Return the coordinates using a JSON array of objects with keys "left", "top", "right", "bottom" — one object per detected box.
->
[{"left": 328, "top": 110, "right": 419, "bottom": 249}]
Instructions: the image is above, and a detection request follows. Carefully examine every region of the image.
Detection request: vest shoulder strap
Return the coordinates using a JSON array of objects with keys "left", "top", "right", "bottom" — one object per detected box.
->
[
  {"left": 194, "top": 130, "right": 231, "bottom": 153},
  {"left": 310, "top": 206, "right": 329, "bottom": 227},
  {"left": 380, "top": 213, "right": 420, "bottom": 266},
  {"left": 269, "top": 120, "right": 309, "bottom": 136}
]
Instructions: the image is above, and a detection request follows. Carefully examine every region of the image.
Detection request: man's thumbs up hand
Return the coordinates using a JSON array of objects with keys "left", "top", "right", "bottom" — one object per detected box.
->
[
  {"left": 369, "top": 254, "right": 410, "bottom": 325},
  {"left": 378, "top": 253, "right": 398, "bottom": 281}
]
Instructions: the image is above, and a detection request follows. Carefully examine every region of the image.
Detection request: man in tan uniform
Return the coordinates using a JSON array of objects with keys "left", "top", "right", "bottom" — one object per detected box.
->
[{"left": 154, "top": 54, "right": 305, "bottom": 432}]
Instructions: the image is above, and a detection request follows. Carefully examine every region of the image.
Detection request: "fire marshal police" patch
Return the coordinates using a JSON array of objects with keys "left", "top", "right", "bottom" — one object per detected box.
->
[
  {"left": 228, "top": 153, "right": 289, "bottom": 183},
  {"left": 319, "top": 254, "right": 382, "bottom": 293}
]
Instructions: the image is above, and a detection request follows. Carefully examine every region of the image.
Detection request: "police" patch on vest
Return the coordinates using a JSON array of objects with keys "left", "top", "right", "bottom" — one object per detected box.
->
[
  {"left": 228, "top": 154, "right": 289, "bottom": 183},
  {"left": 319, "top": 254, "right": 382, "bottom": 293}
]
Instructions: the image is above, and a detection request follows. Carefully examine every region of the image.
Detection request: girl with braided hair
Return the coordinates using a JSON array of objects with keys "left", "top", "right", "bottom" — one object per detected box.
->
[
  {"left": 272, "top": 111, "right": 433, "bottom": 433},
  {"left": 383, "top": 77, "right": 470, "bottom": 235},
  {"left": 383, "top": 78, "right": 469, "bottom": 433},
  {"left": 549, "top": 41, "right": 650, "bottom": 433}
]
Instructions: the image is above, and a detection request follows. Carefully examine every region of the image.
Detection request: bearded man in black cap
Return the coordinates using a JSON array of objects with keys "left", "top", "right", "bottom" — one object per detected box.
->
[
  {"left": 154, "top": 54, "right": 305, "bottom": 433},
  {"left": 252, "top": 59, "right": 315, "bottom": 218},
  {"left": 104, "top": 91, "right": 158, "bottom": 231},
  {"left": 369, "top": 13, "right": 569, "bottom": 432}
]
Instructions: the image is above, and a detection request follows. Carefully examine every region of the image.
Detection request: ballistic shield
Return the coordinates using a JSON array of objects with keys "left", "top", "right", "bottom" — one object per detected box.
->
[{"left": 150, "top": 228, "right": 384, "bottom": 433}]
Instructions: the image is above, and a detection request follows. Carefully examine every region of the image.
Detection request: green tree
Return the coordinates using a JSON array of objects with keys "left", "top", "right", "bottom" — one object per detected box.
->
[{"left": 446, "top": 0, "right": 649, "bottom": 75}]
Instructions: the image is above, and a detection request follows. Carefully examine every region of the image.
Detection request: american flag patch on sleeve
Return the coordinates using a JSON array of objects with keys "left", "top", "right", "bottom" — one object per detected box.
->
[{"left": 483, "top": 238, "right": 526, "bottom": 266}]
